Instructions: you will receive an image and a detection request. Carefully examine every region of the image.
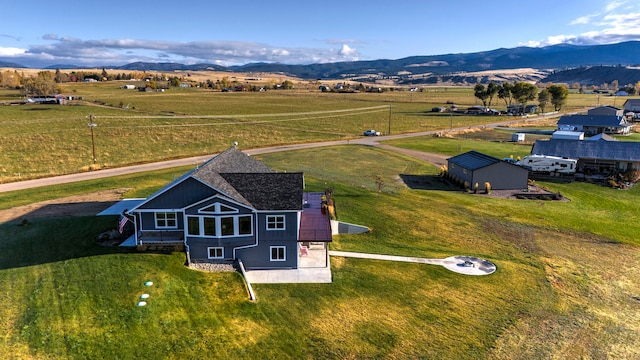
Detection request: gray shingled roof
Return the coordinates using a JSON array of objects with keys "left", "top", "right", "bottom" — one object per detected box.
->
[
  {"left": 133, "top": 147, "right": 303, "bottom": 211},
  {"left": 557, "top": 115, "right": 628, "bottom": 127},
  {"left": 447, "top": 150, "right": 501, "bottom": 170},
  {"left": 191, "top": 147, "right": 302, "bottom": 210},
  {"left": 221, "top": 173, "right": 303, "bottom": 210},
  {"left": 194, "top": 147, "right": 275, "bottom": 174},
  {"left": 532, "top": 139, "right": 640, "bottom": 161}
]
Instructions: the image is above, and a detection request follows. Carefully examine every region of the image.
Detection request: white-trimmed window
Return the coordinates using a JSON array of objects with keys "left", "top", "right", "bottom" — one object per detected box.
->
[
  {"left": 238, "top": 216, "right": 252, "bottom": 235},
  {"left": 204, "top": 218, "right": 217, "bottom": 236},
  {"left": 187, "top": 216, "right": 200, "bottom": 235},
  {"left": 221, "top": 216, "right": 234, "bottom": 236},
  {"left": 266, "top": 215, "right": 285, "bottom": 230},
  {"left": 207, "top": 247, "right": 224, "bottom": 259},
  {"left": 270, "top": 246, "right": 286, "bottom": 261},
  {"left": 200, "top": 203, "right": 238, "bottom": 214},
  {"left": 155, "top": 212, "right": 177, "bottom": 228},
  {"left": 186, "top": 215, "right": 253, "bottom": 238}
]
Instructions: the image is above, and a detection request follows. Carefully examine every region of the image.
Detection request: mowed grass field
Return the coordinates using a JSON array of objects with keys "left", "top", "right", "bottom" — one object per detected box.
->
[
  {"left": 0, "top": 143, "right": 639, "bottom": 359},
  {"left": 0, "top": 81, "right": 621, "bottom": 183}
]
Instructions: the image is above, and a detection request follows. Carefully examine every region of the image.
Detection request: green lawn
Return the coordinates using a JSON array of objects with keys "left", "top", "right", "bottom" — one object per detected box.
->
[{"left": 1, "top": 145, "right": 639, "bottom": 358}]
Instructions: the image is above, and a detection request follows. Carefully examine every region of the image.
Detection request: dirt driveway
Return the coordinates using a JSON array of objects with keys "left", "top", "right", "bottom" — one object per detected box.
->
[
  {"left": 0, "top": 188, "right": 128, "bottom": 223},
  {"left": 374, "top": 144, "right": 449, "bottom": 167}
]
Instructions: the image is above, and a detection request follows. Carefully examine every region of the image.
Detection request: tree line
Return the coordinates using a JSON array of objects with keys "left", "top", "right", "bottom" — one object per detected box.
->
[{"left": 473, "top": 81, "right": 569, "bottom": 113}]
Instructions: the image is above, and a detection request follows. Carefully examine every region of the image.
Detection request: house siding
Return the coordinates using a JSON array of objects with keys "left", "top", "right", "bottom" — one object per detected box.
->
[
  {"left": 139, "top": 211, "right": 184, "bottom": 231},
  {"left": 184, "top": 196, "right": 258, "bottom": 262},
  {"left": 235, "top": 211, "right": 300, "bottom": 269},
  {"left": 448, "top": 163, "right": 472, "bottom": 187},
  {"left": 472, "top": 163, "right": 528, "bottom": 190},
  {"left": 236, "top": 240, "right": 298, "bottom": 270},
  {"left": 187, "top": 236, "right": 256, "bottom": 261},
  {"left": 256, "top": 212, "right": 299, "bottom": 241},
  {"left": 138, "top": 177, "right": 215, "bottom": 210}
]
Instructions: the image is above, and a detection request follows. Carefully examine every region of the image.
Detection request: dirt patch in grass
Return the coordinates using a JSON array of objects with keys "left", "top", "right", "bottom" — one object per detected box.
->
[{"left": 0, "top": 188, "right": 129, "bottom": 223}]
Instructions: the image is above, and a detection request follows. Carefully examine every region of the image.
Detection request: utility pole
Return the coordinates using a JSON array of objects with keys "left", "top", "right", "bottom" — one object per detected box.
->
[
  {"left": 88, "top": 115, "right": 97, "bottom": 164},
  {"left": 388, "top": 104, "right": 392, "bottom": 135}
]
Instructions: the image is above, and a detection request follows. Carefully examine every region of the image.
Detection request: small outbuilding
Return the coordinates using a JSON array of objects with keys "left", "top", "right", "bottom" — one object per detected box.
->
[
  {"left": 552, "top": 131, "right": 584, "bottom": 140},
  {"left": 511, "top": 133, "right": 525, "bottom": 142},
  {"left": 447, "top": 150, "right": 529, "bottom": 191}
]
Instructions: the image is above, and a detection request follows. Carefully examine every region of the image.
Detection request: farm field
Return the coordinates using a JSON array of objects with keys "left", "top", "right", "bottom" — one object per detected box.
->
[
  {"left": 0, "top": 81, "right": 620, "bottom": 183},
  {"left": 1, "top": 80, "right": 639, "bottom": 358},
  {"left": 0, "top": 144, "right": 639, "bottom": 359}
]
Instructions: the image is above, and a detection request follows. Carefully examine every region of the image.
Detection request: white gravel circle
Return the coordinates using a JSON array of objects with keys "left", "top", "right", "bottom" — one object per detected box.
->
[{"left": 440, "top": 256, "right": 497, "bottom": 275}]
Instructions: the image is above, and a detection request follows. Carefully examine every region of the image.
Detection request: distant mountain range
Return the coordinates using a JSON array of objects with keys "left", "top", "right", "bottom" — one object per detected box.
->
[{"left": 3, "top": 41, "right": 640, "bottom": 86}]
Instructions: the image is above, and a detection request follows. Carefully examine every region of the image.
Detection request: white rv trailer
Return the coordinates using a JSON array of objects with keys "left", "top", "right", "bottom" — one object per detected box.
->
[{"left": 517, "top": 154, "right": 577, "bottom": 174}]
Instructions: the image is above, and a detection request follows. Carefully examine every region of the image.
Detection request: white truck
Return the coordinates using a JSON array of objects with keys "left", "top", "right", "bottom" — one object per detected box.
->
[{"left": 517, "top": 154, "right": 578, "bottom": 175}]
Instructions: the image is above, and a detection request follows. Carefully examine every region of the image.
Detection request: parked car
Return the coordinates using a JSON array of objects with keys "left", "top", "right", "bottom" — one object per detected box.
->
[{"left": 363, "top": 129, "right": 381, "bottom": 136}]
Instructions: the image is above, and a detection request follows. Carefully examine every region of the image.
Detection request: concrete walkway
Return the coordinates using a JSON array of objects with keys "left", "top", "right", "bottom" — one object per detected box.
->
[
  {"left": 244, "top": 267, "right": 332, "bottom": 284},
  {"left": 329, "top": 251, "right": 496, "bottom": 276}
]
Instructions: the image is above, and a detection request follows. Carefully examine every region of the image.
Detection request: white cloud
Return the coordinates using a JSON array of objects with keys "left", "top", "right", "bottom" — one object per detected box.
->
[
  {"left": 605, "top": 0, "right": 626, "bottom": 12},
  {"left": 525, "top": 2, "right": 640, "bottom": 48},
  {"left": 0, "top": 47, "right": 26, "bottom": 56},
  {"left": 569, "top": 15, "right": 592, "bottom": 25},
  {"left": 0, "top": 35, "right": 365, "bottom": 68},
  {"left": 338, "top": 44, "right": 358, "bottom": 58}
]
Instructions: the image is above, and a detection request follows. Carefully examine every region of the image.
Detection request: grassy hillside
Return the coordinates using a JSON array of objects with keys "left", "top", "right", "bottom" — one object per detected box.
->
[{"left": 0, "top": 145, "right": 638, "bottom": 358}]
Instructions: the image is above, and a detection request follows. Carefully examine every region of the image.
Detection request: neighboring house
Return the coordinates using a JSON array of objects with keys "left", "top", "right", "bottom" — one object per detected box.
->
[
  {"left": 127, "top": 146, "right": 331, "bottom": 270},
  {"left": 507, "top": 104, "right": 537, "bottom": 114},
  {"left": 587, "top": 105, "right": 624, "bottom": 117},
  {"left": 447, "top": 150, "right": 529, "bottom": 191},
  {"left": 556, "top": 113, "right": 632, "bottom": 135},
  {"left": 623, "top": 99, "right": 640, "bottom": 113},
  {"left": 552, "top": 131, "right": 584, "bottom": 140},
  {"left": 531, "top": 139, "right": 640, "bottom": 174}
]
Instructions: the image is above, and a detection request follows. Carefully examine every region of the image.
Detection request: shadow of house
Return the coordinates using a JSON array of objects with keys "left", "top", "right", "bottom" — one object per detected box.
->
[
  {"left": 399, "top": 174, "right": 460, "bottom": 191},
  {"left": 1, "top": 201, "right": 120, "bottom": 224},
  {"left": 0, "top": 215, "right": 131, "bottom": 270}
]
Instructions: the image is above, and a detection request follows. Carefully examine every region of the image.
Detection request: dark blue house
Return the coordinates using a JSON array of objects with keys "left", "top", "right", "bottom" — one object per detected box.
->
[
  {"left": 557, "top": 106, "right": 632, "bottom": 135},
  {"left": 128, "top": 147, "right": 311, "bottom": 270},
  {"left": 531, "top": 139, "right": 640, "bottom": 174}
]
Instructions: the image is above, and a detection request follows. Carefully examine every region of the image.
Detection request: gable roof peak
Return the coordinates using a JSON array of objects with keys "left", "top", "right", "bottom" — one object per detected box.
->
[{"left": 196, "top": 146, "right": 275, "bottom": 175}]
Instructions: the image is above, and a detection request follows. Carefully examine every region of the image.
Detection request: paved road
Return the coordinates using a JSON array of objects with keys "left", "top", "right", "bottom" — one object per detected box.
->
[{"left": 0, "top": 115, "right": 552, "bottom": 194}]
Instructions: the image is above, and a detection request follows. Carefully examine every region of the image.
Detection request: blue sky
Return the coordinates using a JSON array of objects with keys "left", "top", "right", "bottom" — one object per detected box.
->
[{"left": 2, "top": 0, "right": 640, "bottom": 68}]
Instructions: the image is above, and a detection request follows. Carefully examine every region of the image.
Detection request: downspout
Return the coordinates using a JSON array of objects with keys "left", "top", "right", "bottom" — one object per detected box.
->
[
  {"left": 232, "top": 210, "right": 260, "bottom": 259},
  {"left": 183, "top": 212, "right": 190, "bottom": 265},
  {"left": 130, "top": 213, "right": 139, "bottom": 246}
]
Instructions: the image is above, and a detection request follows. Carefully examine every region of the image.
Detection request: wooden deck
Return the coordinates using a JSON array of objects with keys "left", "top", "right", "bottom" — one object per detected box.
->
[{"left": 299, "top": 192, "right": 332, "bottom": 242}]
